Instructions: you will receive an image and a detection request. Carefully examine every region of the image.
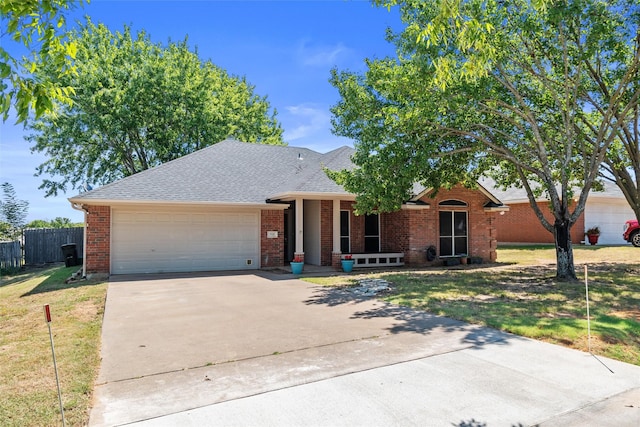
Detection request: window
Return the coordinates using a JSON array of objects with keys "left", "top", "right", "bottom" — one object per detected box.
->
[
  {"left": 340, "top": 210, "right": 350, "bottom": 253},
  {"left": 439, "top": 210, "right": 468, "bottom": 257},
  {"left": 364, "top": 213, "right": 380, "bottom": 253},
  {"left": 439, "top": 199, "right": 468, "bottom": 207}
]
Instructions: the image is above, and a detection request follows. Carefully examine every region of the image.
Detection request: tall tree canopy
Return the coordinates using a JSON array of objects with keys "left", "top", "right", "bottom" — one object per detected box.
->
[
  {"left": 1, "top": 0, "right": 83, "bottom": 123},
  {"left": 27, "top": 20, "right": 284, "bottom": 196},
  {"left": 330, "top": 0, "right": 639, "bottom": 280}
]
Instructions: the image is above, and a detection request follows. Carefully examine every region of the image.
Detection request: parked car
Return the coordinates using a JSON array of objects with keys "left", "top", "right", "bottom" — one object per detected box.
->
[{"left": 623, "top": 219, "right": 640, "bottom": 247}]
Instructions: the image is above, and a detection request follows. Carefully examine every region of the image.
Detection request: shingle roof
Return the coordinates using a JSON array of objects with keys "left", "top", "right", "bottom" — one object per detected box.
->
[
  {"left": 479, "top": 177, "right": 627, "bottom": 202},
  {"left": 69, "top": 139, "right": 355, "bottom": 205}
]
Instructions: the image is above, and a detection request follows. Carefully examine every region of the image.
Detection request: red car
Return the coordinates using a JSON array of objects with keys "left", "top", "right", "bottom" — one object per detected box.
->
[{"left": 623, "top": 219, "right": 640, "bottom": 247}]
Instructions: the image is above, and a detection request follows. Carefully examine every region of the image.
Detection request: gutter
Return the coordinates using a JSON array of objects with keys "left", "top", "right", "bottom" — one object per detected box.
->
[
  {"left": 66, "top": 199, "right": 289, "bottom": 210},
  {"left": 70, "top": 203, "right": 88, "bottom": 278}
]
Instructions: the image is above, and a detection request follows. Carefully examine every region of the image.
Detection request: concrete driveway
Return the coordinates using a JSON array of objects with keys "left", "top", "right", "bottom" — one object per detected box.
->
[{"left": 90, "top": 271, "right": 640, "bottom": 426}]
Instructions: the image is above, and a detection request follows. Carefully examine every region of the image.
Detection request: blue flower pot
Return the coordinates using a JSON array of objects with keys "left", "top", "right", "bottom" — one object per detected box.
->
[
  {"left": 341, "top": 259, "right": 354, "bottom": 273},
  {"left": 290, "top": 261, "right": 304, "bottom": 274}
]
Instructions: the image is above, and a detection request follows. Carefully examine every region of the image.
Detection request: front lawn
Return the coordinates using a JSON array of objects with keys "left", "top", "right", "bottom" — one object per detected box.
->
[
  {"left": 305, "top": 245, "right": 640, "bottom": 366},
  {"left": 0, "top": 265, "right": 108, "bottom": 427}
]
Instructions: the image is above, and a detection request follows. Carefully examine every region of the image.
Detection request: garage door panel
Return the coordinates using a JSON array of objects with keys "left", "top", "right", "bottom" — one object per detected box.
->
[
  {"left": 585, "top": 200, "right": 634, "bottom": 245},
  {"left": 111, "top": 208, "right": 260, "bottom": 274}
]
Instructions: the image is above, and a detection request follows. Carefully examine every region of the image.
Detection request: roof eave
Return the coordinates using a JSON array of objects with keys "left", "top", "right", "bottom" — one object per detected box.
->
[
  {"left": 412, "top": 182, "right": 505, "bottom": 206},
  {"left": 67, "top": 198, "right": 289, "bottom": 210},
  {"left": 475, "top": 182, "right": 505, "bottom": 205},
  {"left": 267, "top": 191, "right": 356, "bottom": 202}
]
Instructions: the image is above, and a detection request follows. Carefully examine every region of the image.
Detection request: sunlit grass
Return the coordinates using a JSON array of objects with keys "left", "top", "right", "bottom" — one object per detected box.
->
[
  {"left": 498, "top": 244, "right": 638, "bottom": 266},
  {"left": 304, "top": 246, "right": 640, "bottom": 366},
  {"left": 0, "top": 265, "right": 107, "bottom": 426}
]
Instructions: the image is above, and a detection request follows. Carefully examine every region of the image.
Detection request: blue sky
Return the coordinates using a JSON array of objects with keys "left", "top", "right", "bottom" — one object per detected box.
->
[{"left": 0, "top": 0, "right": 402, "bottom": 222}]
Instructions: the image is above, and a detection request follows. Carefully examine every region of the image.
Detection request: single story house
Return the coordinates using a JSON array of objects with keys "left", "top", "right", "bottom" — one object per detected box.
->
[
  {"left": 483, "top": 179, "right": 633, "bottom": 245},
  {"left": 69, "top": 139, "right": 509, "bottom": 276}
]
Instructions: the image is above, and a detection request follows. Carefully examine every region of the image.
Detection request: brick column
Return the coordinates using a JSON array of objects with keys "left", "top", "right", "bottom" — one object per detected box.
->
[
  {"left": 261, "top": 210, "right": 284, "bottom": 267},
  {"left": 332, "top": 252, "right": 342, "bottom": 270},
  {"left": 85, "top": 205, "right": 110, "bottom": 277}
]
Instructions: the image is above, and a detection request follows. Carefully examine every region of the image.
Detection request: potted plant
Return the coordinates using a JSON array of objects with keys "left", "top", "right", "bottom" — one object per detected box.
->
[
  {"left": 585, "top": 226, "right": 600, "bottom": 245},
  {"left": 341, "top": 254, "right": 355, "bottom": 273},
  {"left": 290, "top": 256, "right": 304, "bottom": 274}
]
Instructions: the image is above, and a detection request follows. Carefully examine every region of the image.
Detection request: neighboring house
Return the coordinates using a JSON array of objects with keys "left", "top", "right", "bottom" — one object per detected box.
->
[
  {"left": 69, "top": 139, "right": 509, "bottom": 276},
  {"left": 583, "top": 182, "right": 636, "bottom": 244},
  {"left": 483, "top": 179, "right": 633, "bottom": 245}
]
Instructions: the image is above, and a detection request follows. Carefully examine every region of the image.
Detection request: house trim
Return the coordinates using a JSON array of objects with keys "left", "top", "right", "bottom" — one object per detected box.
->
[
  {"left": 401, "top": 203, "right": 431, "bottom": 210},
  {"left": 484, "top": 206, "right": 510, "bottom": 212},
  {"left": 268, "top": 191, "right": 356, "bottom": 202},
  {"left": 413, "top": 183, "right": 503, "bottom": 206},
  {"left": 68, "top": 199, "right": 289, "bottom": 210}
]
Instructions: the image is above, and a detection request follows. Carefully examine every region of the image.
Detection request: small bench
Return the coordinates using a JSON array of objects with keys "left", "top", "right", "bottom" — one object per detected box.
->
[{"left": 346, "top": 253, "right": 405, "bottom": 268}]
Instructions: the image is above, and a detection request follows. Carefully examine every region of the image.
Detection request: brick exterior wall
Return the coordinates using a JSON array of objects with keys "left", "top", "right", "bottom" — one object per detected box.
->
[
  {"left": 382, "top": 208, "right": 435, "bottom": 265},
  {"left": 495, "top": 201, "right": 585, "bottom": 244},
  {"left": 85, "top": 189, "right": 500, "bottom": 274},
  {"left": 85, "top": 205, "right": 110, "bottom": 275},
  {"left": 335, "top": 185, "right": 498, "bottom": 265},
  {"left": 425, "top": 185, "right": 498, "bottom": 263},
  {"left": 382, "top": 209, "right": 408, "bottom": 254},
  {"left": 261, "top": 210, "right": 285, "bottom": 267}
]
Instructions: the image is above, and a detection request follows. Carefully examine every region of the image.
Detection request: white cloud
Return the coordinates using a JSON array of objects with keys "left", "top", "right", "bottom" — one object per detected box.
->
[
  {"left": 283, "top": 104, "right": 331, "bottom": 141},
  {"left": 296, "top": 39, "right": 351, "bottom": 67}
]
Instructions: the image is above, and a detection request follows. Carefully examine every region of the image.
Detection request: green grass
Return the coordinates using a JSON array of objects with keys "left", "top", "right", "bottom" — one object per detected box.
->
[
  {"left": 0, "top": 265, "right": 107, "bottom": 427},
  {"left": 305, "top": 246, "right": 640, "bottom": 366},
  {"left": 498, "top": 244, "right": 639, "bottom": 266}
]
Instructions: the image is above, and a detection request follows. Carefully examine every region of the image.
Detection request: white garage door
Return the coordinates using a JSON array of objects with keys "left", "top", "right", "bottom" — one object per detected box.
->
[
  {"left": 111, "top": 207, "right": 260, "bottom": 274},
  {"left": 585, "top": 199, "right": 634, "bottom": 245}
]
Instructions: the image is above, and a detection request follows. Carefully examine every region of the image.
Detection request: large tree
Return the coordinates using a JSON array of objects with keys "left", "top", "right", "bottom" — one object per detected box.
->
[
  {"left": 27, "top": 20, "right": 284, "bottom": 196},
  {"left": 1, "top": 0, "right": 84, "bottom": 123},
  {"left": 330, "top": 0, "right": 639, "bottom": 280},
  {"left": 0, "top": 182, "right": 28, "bottom": 241}
]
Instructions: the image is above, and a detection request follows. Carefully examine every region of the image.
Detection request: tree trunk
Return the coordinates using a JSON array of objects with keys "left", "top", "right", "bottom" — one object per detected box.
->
[{"left": 554, "top": 219, "right": 577, "bottom": 281}]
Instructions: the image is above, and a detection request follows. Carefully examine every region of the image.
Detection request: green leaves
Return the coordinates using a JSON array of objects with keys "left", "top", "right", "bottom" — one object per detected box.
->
[
  {"left": 332, "top": 0, "right": 639, "bottom": 279},
  {"left": 27, "top": 20, "right": 284, "bottom": 196},
  {"left": 1, "top": 0, "right": 84, "bottom": 123}
]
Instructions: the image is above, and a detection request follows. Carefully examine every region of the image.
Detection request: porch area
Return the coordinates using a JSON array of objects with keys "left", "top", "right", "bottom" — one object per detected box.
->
[
  {"left": 345, "top": 253, "right": 405, "bottom": 268},
  {"left": 277, "top": 252, "right": 405, "bottom": 275},
  {"left": 280, "top": 197, "right": 410, "bottom": 270}
]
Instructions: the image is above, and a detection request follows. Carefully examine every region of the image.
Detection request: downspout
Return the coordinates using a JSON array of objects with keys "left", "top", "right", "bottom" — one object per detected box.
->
[{"left": 71, "top": 203, "right": 88, "bottom": 278}]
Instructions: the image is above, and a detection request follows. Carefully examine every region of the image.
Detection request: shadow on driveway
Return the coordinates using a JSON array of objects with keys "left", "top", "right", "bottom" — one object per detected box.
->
[{"left": 304, "top": 285, "right": 513, "bottom": 346}]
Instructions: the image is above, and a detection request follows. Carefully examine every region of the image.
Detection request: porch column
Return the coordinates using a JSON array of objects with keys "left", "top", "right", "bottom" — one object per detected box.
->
[
  {"left": 295, "top": 197, "right": 304, "bottom": 260},
  {"left": 332, "top": 199, "right": 342, "bottom": 269}
]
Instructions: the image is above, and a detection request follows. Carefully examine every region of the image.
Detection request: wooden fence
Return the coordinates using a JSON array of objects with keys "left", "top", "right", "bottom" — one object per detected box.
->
[
  {"left": 0, "top": 240, "right": 21, "bottom": 270},
  {"left": 24, "top": 227, "right": 84, "bottom": 265}
]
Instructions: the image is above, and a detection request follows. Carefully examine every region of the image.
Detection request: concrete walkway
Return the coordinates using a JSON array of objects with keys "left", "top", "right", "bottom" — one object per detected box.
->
[{"left": 90, "top": 271, "right": 640, "bottom": 426}]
